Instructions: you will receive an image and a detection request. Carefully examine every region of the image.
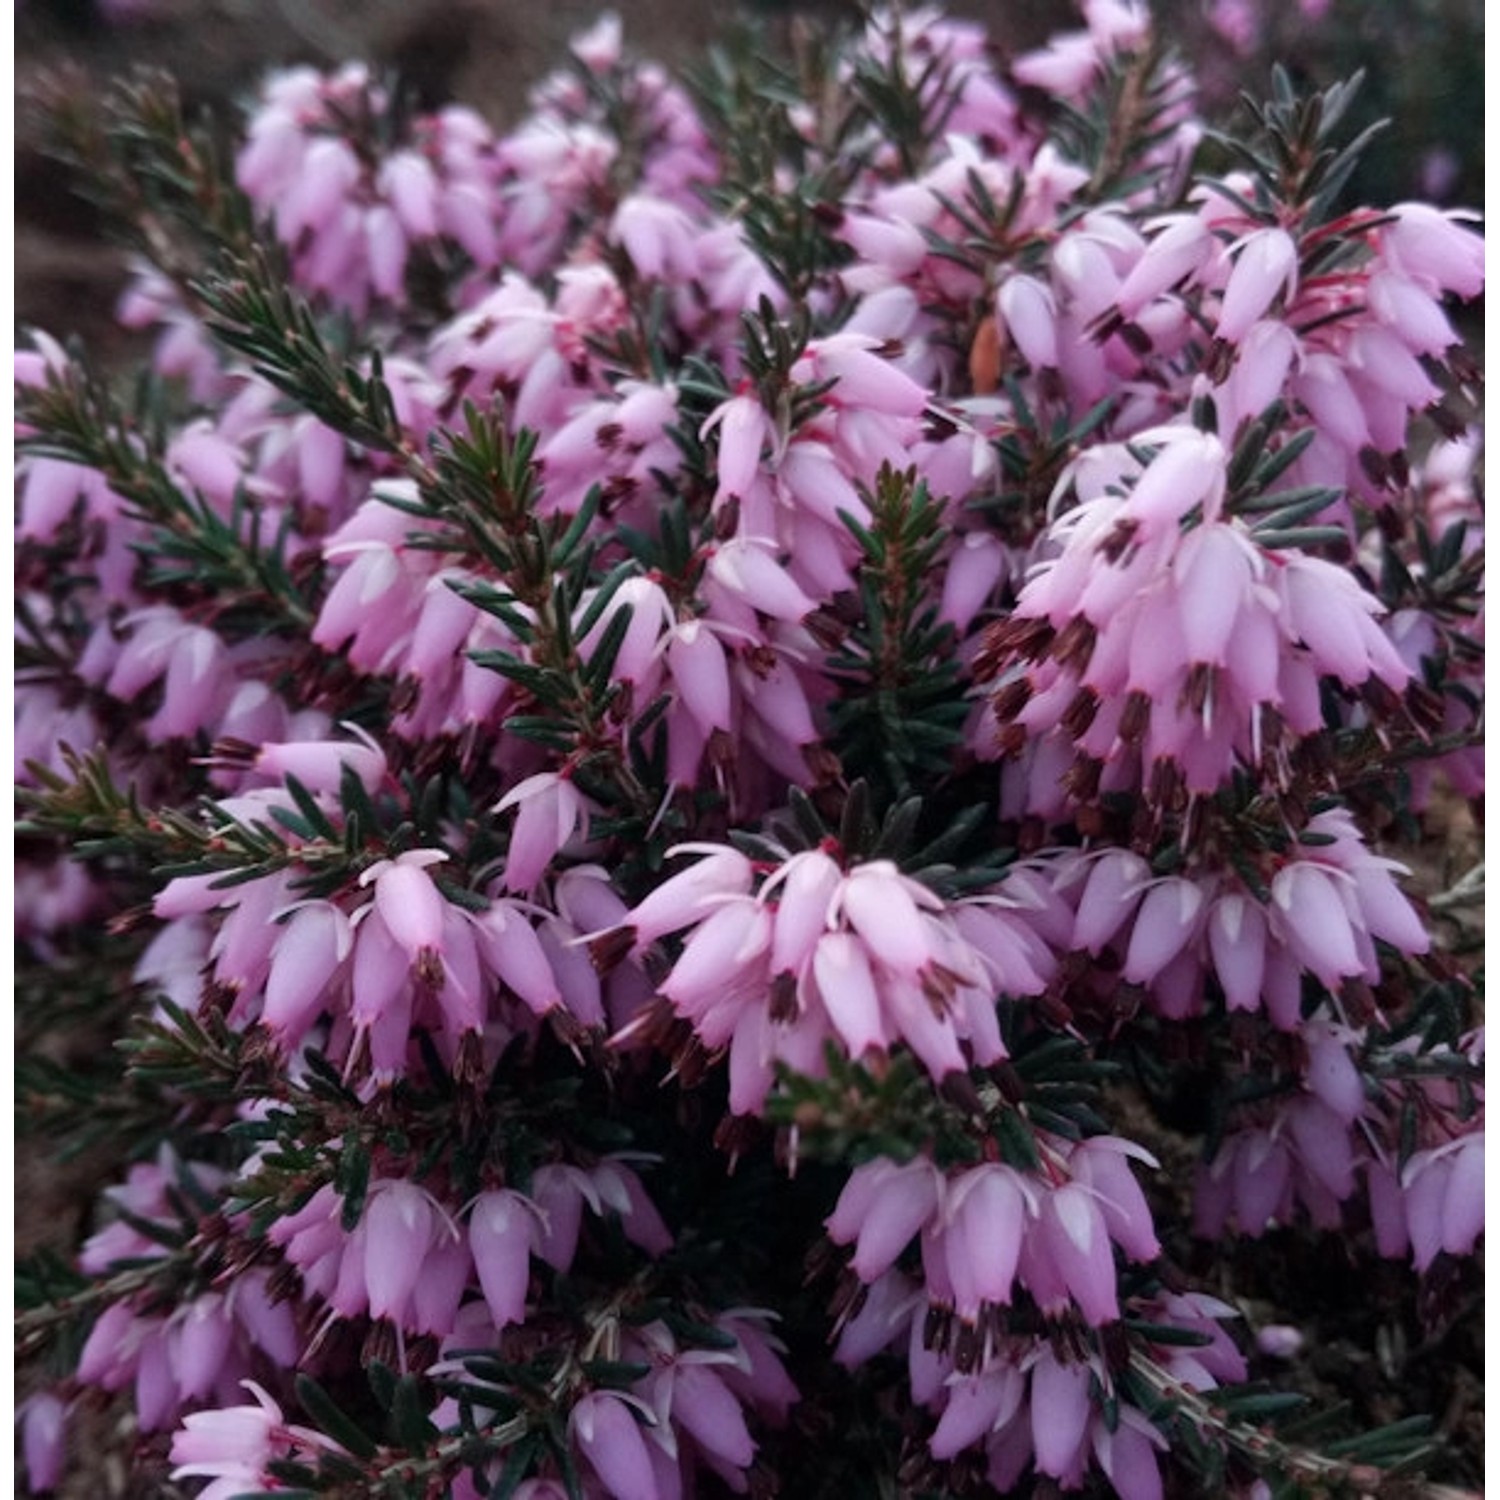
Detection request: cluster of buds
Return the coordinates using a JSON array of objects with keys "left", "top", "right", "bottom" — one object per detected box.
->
[{"left": 604, "top": 842, "right": 1053, "bottom": 1111}]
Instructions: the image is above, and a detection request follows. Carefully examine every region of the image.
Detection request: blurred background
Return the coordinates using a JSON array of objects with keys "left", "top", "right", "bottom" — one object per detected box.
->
[{"left": 15, "top": 0, "right": 1485, "bottom": 356}]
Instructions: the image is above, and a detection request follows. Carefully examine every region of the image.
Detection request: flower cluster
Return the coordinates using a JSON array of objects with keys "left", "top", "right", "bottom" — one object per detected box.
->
[{"left": 15, "top": 4, "right": 1482, "bottom": 1497}]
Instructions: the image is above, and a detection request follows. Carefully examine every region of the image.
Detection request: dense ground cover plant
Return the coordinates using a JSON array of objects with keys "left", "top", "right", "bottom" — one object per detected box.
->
[{"left": 14, "top": 4, "right": 1483, "bottom": 1495}]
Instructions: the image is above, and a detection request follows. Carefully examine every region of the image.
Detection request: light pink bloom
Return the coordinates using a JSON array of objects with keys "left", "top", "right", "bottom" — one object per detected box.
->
[
  {"left": 1217, "top": 228, "right": 1298, "bottom": 343},
  {"left": 495, "top": 772, "right": 589, "bottom": 894},
  {"left": 260, "top": 901, "right": 353, "bottom": 1043},
  {"left": 611, "top": 845, "right": 755, "bottom": 948},
  {"left": 827, "top": 1157, "right": 943, "bottom": 1282},
  {"left": 571, "top": 1392, "right": 658, "bottom": 1500},
  {"left": 360, "top": 849, "right": 451, "bottom": 962},
  {"left": 469, "top": 1189, "right": 542, "bottom": 1327},
  {"left": 19, "top": 1393, "right": 67, "bottom": 1493},
  {"left": 997, "top": 275, "right": 1060, "bottom": 369},
  {"left": 939, "top": 1165, "right": 1028, "bottom": 1317}
]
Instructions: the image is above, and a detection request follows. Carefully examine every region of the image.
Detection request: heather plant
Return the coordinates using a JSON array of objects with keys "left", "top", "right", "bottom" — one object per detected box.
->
[{"left": 13, "top": 4, "right": 1483, "bottom": 1497}]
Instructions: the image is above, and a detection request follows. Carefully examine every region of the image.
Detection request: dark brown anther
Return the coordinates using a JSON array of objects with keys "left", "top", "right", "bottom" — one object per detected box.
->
[
  {"left": 803, "top": 744, "right": 844, "bottom": 787},
  {"left": 745, "top": 644, "right": 778, "bottom": 679},
  {"left": 714, "top": 496, "right": 740, "bottom": 540},
  {"left": 107, "top": 903, "right": 155, "bottom": 936},
  {"left": 361, "top": 1320, "right": 401, "bottom": 1370},
  {"left": 1099, "top": 1320, "right": 1132, "bottom": 1374},
  {"left": 989, "top": 1060, "right": 1025, "bottom": 1104},
  {"left": 976, "top": 614, "right": 1055, "bottom": 676},
  {"left": 200, "top": 979, "right": 238, "bottom": 1017},
  {"left": 595, "top": 420, "right": 624, "bottom": 452},
  {"left": 828, "top": 1273, "right": 867, "bottom": 1324},
  {"left": 1090, "top": 309, "right": 1124, "bottom": 344},
  {"left": 706, "top": 728, "right": 738, "bottom": 774},
  {"left": 454, "top": 1030, "right": 487, "bottom": 1089},
  {"left": 1075, "top": 803, "right": 1106, "bottom": 839},
  {"left": 953, "top": 1318, "right": 982, "bottom": 1374},
  {"left": 938, "top": 1071, "right": 985, "bottom": 1118},
  {"left": 1181, "top": 662, "right": 1214, "bottom": 717},
  {"left": 1061, "top": 686, "right": 1100, "bottom": 737},
  {"left": 996, "top": 722, "right": 1029, "bottom": 757},
  {"left": 1205, "top": 336, "right": 1235, "bottom": 384},
  {"left": 241, "top": 1024, "right": 281, "bottom": 1069},
  {"left": 265, "top": 1260, "right": 304, "bottom": 1305},
  {"left": 1052, "top": 614, "right": 1098, "bottom": 671},
  {"left": 1358, "top": 446, "right": 1393, "bottom": 489},
  {"left": 802, "top": 609, "right": 848, "bottom": 652},
  {"left": 1016, "top": 814, "right": 1048, "bottom": 853},
  {"left": 1119, "top": 690, "right": 1152, "bottom": 745},
  {"left": 1227, "top": 1011, "right": 1260, "bottom": 1056},
  {"left": 768, "top": 971, "right": 800, "bottom": 1023},
  {"left": 208, "top": 735, "right": 258, "bottom": 767},
  {"left": 388, "top": 677, "right": 420, "bottom": 717},
  {"left": 1037, "top": 989, "right": 1075, "bottom": 1030},
  {"left": 1338, "top": 976, "right": 1379, "bottom": 1026},
  {"left": 1360, "top": 676, "right": 1406, "bottom": 721},
  {"left": 991, "top": 675, "right": 1033, "bottom": 722},
  {"left": 1405, "top": 680, "right": 1448, "bottom": 732},
  {"left": 1148, "top": 756, "right": 1185, "bottom": 811},
  {"left": 715, "top": 1112, "right": 761, "bottom": 1161},
  {"left": 1118, "top": 319, "right": 1153, "bottom": 356},
  {"left": 587, "top": 924, "right": 637, "bottom": 974},
  {"left": 409, "top": 942, "right": 443, "bottom": 990},
  {"left": 923, "top": 1300, "right": 952, "bottom": 1352},
  {"left": 1060, "top": 753, "right": 1103, "bottom": 803}
]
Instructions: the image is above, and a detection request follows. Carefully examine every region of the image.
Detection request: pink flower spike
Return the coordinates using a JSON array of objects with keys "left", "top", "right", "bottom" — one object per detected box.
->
[
  {"left": 1116, "top": 215, "right": 1212, "bottom": 315},
  {"left": 1072, "top": 1139, "right": 1161, "bottom": 1262},
  {"left": 808, "top": 333, "right": 928, "bottom": 416},
  {"left": 529, "top": 1164, "right": 587, "bottom": 1271},
  {"left": 1382, "top": 204, "right": 1484, "bottom": 298},
  {"left": 1270, "top": 862, "right": 1361, "bottom": 985},
  {"left": 1303, "top": 1024, "right": 1364, "bottom": 1123},
  {"left": 169, "top": 1380, "right": 282, "bottom": 1475},
  {"left": 1072, "top": 850, "right": 1151, "bottom": 955}
]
